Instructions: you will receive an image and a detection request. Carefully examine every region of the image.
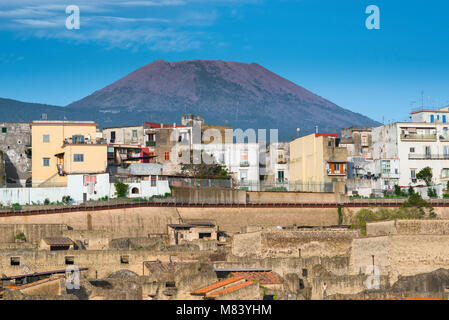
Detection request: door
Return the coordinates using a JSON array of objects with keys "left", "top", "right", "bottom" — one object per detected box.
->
[{"left": 425, "top": 146, "right": 431, "bottom": 159}]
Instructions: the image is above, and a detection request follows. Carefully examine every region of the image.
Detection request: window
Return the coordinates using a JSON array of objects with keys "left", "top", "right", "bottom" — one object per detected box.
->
[
  {"left": 43, "top": 134, "right": 50, "bottom": 143},
  {"left": 65, "top": 256, "right": 74, "bottom": 265},
  {"left": 164, "top": 152, "right": 170, "bottom": 161},
  {"left": 410, "top": 147, "right": 415, "bottom": 153},
  {"left": 148, "top": 133, "right": 155, "bottom": 141},
  {"left": 73, "top": 154, "right": 84, "bottom": 162},
  {"left": 72, "top": 135, "right": 84, "bottom": 144},
  {"left": 431, "top": 114, "right": 435, "bottom": 123},
  {"left": 240, "top": 170, "right": 248, "bottom": 182},
  {"left": 199, "top": 233, "right": 212, "bottom": 239},
  {"left": 381, "top": 160, "right": 391, "bottom": 174},
  {"left": 132, "top": 129, "right": 137, "bottom": 138},
  {"left": 444, "top": 115, "right": 447, "bottom": 123},
  {"left": 442, "top": 169, "right": 449, "bottom": 178},
  {"left": 241, "top": 150, "right": 248, "bottom": 162},
  {"left": 302, "top": 268, "right": 308, "bottom": 277},
  {"left": 329, "top": 163, "right": 345, "bottom": 175},
  {"left": 10, "top": 257, "right": 20, "bottom": 266},
  {"left": 328, "top": 141, "right": 332, "bottom": 147},
  {"left": 43, "top": 158, "right": 50, "bottom": 167},
  {"left": 411, "top": 169, "right": 416, "bottom": 179},
  {"left": 110, "top": 131, "right": 116, "bottom": 142},
  {"left": 1, "top": 127, "right": 6, "bottom": 133},
  {"left": 151, "top": 175, "right": 157, "bottom": 187},
  {"left": 120, "top": 255, "right": 129, "bottom": 264},
  {"left": 278, "top": 170, "right": 285, "bottom": 182}
]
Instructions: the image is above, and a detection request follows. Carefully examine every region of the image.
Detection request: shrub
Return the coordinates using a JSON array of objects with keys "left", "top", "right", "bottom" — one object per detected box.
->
[
  {"left": 351, "top": 193, "right": 436, "bottom": 235},
  {"left": 114, "top": 181, "right": 129, "bottom": 198},
  {"left": 62, "top": 195, "right": 72, "bottom": 204},
  {"left": 417, "top": 167, "right": 433, "bottom": 186},
  {"left": 443, "top": 194, "right": 449, "bottom": 198},
  {"left": 338, "top": 207, "right": 343, "bottom": 225},
  {"left": 408, "top": 186, "right": 415, "bottom": 196},
  {"left": 427, "top": 188, "right": 437, "bottom": 199},
  {"left": 15, "top": 232, "right": 26, "bottom": 241},
  {"left": 11, "top": 203, "right": 22, "bottom": 211},
  {"left": 44, "top": 198, "right": 51, "bottom": 205}
]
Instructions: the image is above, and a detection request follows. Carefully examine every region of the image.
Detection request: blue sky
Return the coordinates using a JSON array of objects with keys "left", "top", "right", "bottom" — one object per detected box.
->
[{"left": 1, "top": 0, "right": 448, "bottom": 124}]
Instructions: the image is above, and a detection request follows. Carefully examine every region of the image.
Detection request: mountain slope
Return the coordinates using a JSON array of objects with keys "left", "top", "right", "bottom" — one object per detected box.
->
[{"left": 67, "top": 59, "right": 380, "bottom": 140}]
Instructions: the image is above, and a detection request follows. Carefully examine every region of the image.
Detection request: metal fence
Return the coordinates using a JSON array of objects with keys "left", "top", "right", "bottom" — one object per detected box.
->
[
  {"left": 235, "top": 181, "right": 334, "bottom": 193},
  {"left": 168, "top": 177, "right": 233, "bottom": 188}
]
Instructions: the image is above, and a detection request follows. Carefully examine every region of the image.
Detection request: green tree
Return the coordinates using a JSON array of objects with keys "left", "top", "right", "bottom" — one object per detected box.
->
[
  {"left": 114, "top": 181, "right": 129, "bottom": 198},
  {"left": 416, "top": 167, "right": 433, "bottom": 186},
  {"left": 408, "top": 186, "right": 415, "bottom": 196}
]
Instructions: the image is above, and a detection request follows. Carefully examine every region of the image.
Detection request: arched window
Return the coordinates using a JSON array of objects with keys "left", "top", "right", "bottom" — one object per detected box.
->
[{"left": 131, "top": 187, "right": 139, "bottom": 194}]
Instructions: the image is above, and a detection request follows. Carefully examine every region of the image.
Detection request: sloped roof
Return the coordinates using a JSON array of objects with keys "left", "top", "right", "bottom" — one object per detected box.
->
[
  {"left": 232, "top": 271, "right": 282, "bottom": 284},
  {"left": 42, "top": 237, "right": 73, "bottom": 246},
  {"left": 191, "top": 275, "right": 245, "bottom": 295}
]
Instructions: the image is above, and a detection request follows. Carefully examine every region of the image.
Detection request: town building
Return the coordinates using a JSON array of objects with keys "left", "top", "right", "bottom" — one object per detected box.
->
[
  {"left": 289, "top": 133, "right": 347, "bottom": 192},
  {"left": 372, "top": 121, "right": 449, "bottom": 195},
  {"left": 410, "top": 106, "right": 449, "bottom": 123},
  {"left": 261, "top": 142, "right": 290, "bottom": 185},
  {"left": 0, "top": 122, "right": 32, "bottom": 186},
  {"left": 31, "top": 121, "right": 108, "bottom": 187},
  {"left": 340, "top": 127, "right": 376, "bottom": 197}
]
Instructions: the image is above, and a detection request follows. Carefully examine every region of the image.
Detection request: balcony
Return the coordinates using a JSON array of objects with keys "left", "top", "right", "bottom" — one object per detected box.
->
[
  {"left": 240, "top": 161, "right": 250, "bottom": 167},
  {"left": 409, "top": 153, "right": 449, "bottom": 160},
  {"left": 379, "top": 172, "right": 400, "bottom": 179},
  {"left": 400, "top": 133, "right": 437, "bottom": 141},
  {"left": 146, "top": 141, "right": 156, "bottom": 147}
]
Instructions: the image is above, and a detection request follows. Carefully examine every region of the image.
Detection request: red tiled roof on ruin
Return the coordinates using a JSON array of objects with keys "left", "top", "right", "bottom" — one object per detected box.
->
[
  {"left": 232, "top": 271, "right": 282, "bottom": 284},
  {"left": 191, "top": 275, "right": 245, "bottom": 295},
  {"left": 205, "top": 280, "right": 255, "bottom": 299}
]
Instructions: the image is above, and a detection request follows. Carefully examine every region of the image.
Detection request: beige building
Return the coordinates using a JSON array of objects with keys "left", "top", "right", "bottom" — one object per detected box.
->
[
  {"left": 31, "top": 121, "right": 107, "bottom": 187},
  {"left": 289, "top": 133, "right": 347, "bottom": 186}
]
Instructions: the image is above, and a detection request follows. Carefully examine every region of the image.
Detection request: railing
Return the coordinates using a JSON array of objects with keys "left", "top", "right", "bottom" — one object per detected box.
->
[
  {"left": 236, "top": 181, "right": 334, "bottom": 193},
  {"left": 146, "top": 141, "right": 156, "bottom": 147},
  {"left": 240, "top": 161, "right": 250, "bottom": 167},
  {"left": 409, "top": 153, "right": 449, "bottom": 160},
  {"left": 168, "top": 177, "right": 233, "bottom": 188},
  {"left": 400, "top": 134, "right": 437, "bottom": 141}
]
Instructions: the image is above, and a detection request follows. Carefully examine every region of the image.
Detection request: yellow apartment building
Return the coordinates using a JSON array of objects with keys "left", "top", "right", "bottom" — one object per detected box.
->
[
  {"left": 31, "top": 121, "right": 107, "bottom": 187},
  {"left": 289, "top": 133, "right": 347, "bottom": 186}
]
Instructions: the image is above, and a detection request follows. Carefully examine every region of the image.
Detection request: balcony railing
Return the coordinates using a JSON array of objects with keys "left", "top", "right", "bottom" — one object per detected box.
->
[
  {"left": 379, "top": 173, "right": 400, "bottom": 179},
  {"left": 146, "top": 141, "right": 156, "bottom": 147},
  {"left": 400, "top": 133, "right": 437, "bottom": 141},
  {"left": 409, "top": 153, "right": 449, "bottom": 160},
  {"left": 240, "top": 161, "right": 250, "bottom": 167}
]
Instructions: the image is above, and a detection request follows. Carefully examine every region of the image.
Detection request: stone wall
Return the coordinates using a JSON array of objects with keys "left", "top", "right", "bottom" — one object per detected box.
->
[
  {"left": 232, "top": 230, "right": 359, "bottom": 259},
  {"left": 247, "top": 191, "right": 346, "bottom": 204},
  {"left": 0, "top": 224, "right": 68, "bottom": 244}
]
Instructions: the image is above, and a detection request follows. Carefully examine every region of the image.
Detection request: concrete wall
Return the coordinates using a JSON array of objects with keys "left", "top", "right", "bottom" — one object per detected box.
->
[
  {"left": 247, "top": 191, "right": 345, "bottom": 203},
  {"left": 0, "top": 206, "right": 339, "bottom": 237},
  {"left": 172, "top": 186, "right": 247, "bottom": 204}
]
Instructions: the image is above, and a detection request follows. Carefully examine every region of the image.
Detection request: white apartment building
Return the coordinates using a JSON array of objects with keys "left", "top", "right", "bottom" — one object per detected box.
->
[
  {"left": 195, "top": 142, "right": 260, "bottom": 190},
  {"left": 372, "top": 121, "right": 449, "bottom": 194},
  {"left": 262, "top": 142, "right": 290, "bottom": 184}
]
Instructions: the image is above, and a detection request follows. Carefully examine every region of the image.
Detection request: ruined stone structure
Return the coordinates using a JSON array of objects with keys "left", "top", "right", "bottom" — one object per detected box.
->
[{"left": 0, "top": 122, "right": 31, "bottom": 186}]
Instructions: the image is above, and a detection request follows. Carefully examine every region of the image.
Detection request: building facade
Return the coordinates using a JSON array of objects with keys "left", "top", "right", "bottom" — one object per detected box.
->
[
  {"left": 31, "top": 121, "right": 107, "bottom": 187},
  {"left": 372, "top": 121, "right": 449, "bottom": 194},
  {"left": 289, "top": 133, "right": 347, "bottom": 192}
]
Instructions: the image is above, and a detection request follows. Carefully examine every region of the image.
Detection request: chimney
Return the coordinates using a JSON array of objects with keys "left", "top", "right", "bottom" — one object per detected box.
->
[
  {"left": 315, "top": 126, "right": 318, "bottom": 134},
  {"left": 161, "top": 123, "right": 164, "bottom": 128},
  {"left": 173, "top": 123, "right": 176, "bottom": 128}
]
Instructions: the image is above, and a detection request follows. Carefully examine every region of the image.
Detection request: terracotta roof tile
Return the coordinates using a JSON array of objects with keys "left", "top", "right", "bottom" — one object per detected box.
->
[
  {"left": 206, "top": 281, "right": 256, "bottom": 298},
  {"left": 232, "top": 271, "right": 282, "bottom": 284},
  {"left": 191, "top": 276, "right": 244, "bottom": 295}
]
